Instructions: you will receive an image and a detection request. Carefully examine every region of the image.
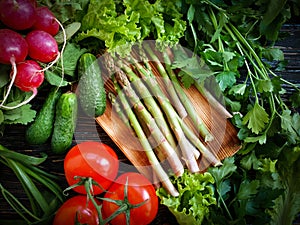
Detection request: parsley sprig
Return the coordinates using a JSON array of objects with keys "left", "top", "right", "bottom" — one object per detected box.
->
[
  {"left": 174, "top": 0, "right": 300, "bottom": 145},
  {"left": 167, "top": 1, "right": 300, "bottom": 224}
]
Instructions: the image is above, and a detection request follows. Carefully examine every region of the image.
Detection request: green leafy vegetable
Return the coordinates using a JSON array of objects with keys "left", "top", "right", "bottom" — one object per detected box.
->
[
  {"left": 0, "top": 87, "right": 37, "bottom": 130},
  {"left": 270, "top": 146, "right": 300, "bottom": 225},
  {"left": 0, "top": 144, "right": 64, "bottom": 224},
  {"left": 157, "top": 170, "right": 216, "bottom": 225},
  {"left": 2, "top": 104, "right": 36, "bottom": 125},
  {"left": 243, "top": 102, "right": 270, "bottom": 135},
  {"left": 76, "top": 0, "right": 186, "bottom": 56},
  {"left": 43, "top": 42, "right": 87, "bottom": 90}
]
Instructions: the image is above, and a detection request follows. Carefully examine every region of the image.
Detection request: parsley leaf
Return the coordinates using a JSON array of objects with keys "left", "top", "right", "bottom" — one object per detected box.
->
[
  {"left": 229, "top": 83, "right": 247, "bottom": 96},
  {"left": 281, "top": 110, "right": 300, "bottom": 144},
  {"left": 237, "top": 179, "right": 260, "bottom": 200},
  {"left": 216, "top": 71, "right": 236, "bottom": 91},
  {"left": 257, "top": 79, "right": 274, "bottom": 93},
  {"left": 240, "top": 151, "right": 262, "bottom": 170},
  {"left": 243, "top": 102, "right": 270, "bottom": 134},
  {"left": 172, "top": 52, "right": 214, "bottom": 88}
]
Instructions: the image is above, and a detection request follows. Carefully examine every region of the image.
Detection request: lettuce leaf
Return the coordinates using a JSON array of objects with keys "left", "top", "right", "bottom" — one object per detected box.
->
[
  {"left": 76, "top": 0, "right": 186, "bottom": 56},
  {"left": 156, "top": 171, "right": 216, "bottom": 225}
]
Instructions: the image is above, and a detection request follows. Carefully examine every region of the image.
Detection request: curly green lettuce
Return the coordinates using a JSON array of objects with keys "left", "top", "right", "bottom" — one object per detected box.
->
[
  {"left": 75, "top": 0, "right": 186, "bottom": 56},
  {"left": 156, "top": 170, "right": 216, "bottom": 225}
]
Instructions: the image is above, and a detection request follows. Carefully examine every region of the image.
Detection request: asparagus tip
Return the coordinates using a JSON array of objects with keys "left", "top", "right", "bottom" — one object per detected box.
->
[
  {"left": 213, "top": 161, "right": 223, "bottom": 167},
  {"left": 205, "top": 134, "right": 214, "bottom": 142}
]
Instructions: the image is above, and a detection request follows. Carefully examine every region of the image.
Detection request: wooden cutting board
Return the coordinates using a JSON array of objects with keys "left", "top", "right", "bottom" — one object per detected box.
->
[{"left": 95, "top": 52, "right": 241, "bottom": 182}]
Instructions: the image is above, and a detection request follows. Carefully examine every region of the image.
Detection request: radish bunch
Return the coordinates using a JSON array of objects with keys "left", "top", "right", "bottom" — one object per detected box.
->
[{"left": 0, "top": 0, "right": 62, "bottom": 109}]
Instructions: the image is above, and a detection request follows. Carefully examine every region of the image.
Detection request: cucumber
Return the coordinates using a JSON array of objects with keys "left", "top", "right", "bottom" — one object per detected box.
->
[
  {"left": 25, "top": 87, "right": 62, "bottom": 145},
  {"left": 77, "top": 53, "right": 106, "bottom": 117},
  {"left": 51, "top": 92, "right": 78, "bottom": 154}
]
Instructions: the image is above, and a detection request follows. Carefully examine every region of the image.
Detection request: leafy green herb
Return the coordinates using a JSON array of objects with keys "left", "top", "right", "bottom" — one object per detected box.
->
[
  {"left": 157, "top": 1, "right": 300, "bottom": 224},
  {"left": 46, "top": 42, "right": 87, "bottom": 80},
  {"left": 242, "top": 102, "right": 270, "bottom": 135},
  {"left": 171, "top": 0, "right": 300, "bottom": 145}
]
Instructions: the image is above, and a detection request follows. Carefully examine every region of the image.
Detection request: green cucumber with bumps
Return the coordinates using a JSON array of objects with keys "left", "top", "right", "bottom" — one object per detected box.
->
[
  {"left": 77, "top": 53, "right": 106, "bottom": 117},
  {"left": 51, "top": 91, "right": 78, "bottom": 154},
  {"left": 25, "top": 87, "right": 62, "bottom": 145}
]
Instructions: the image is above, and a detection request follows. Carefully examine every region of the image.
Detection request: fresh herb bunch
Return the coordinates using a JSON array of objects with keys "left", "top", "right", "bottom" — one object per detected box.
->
[
  {"left": 175, "top": 0, "right": 299, "bottom": 145},
  {"left": 160, "top": 1, "right": 300, "bottom": 224}
]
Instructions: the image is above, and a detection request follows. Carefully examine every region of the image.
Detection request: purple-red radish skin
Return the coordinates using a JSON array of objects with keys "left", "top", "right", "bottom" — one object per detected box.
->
[
  {"left": 26, "top": 30, "right": 59, "bottom": 63},
  {"left": 0, "top": 0, "right": 37, "bottom": 30},
  {"left": 32, "top": 7, "right": 59, "bottom": 36},
  {"left": 0, "top": 29, "right": 28, "bottom": 65},
  {"left": 13, "top": 60, "right": 44, "bottom": 92}
]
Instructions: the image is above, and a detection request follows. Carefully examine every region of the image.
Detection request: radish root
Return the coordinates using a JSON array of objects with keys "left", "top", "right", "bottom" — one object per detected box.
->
[
  {"left": 0, "top": 58, "right": 17, "bottom": 108},
  {"left": 54, "top": 17, "right": 66, "bottom": 88},
  {"left": 0, "top": 89, "right": 37, "bottom": 110},
  {"left": 0, "top": 18, "right": 67, "bottom": 110}
]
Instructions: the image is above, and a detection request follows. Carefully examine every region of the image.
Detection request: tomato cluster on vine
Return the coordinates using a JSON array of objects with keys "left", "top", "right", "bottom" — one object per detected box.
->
[
  {"left": 0, "top": 0, "right": 60, "bottom": 98},
  {"left": 53, "top": 141, "right": 159, "bottom": 225}
]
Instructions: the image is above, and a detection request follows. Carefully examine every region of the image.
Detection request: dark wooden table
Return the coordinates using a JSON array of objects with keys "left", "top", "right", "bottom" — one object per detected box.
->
[{"left": 0, "top": 23, "right": 299, "bottom": 224}]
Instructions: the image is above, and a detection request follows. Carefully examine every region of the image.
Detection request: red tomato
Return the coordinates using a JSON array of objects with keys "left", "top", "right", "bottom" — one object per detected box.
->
[
  {"left": 102, "top": 172, "right": 158, "bottom": 225},
  {"left": 53, "top": 195, "right": 100, "bottom": 225},
  {"left": 64, "top": 141, "right": 119, "bottom": 195}
]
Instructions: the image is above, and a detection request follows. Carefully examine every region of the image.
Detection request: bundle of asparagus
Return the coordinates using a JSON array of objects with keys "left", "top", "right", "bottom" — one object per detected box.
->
[{"left": 97, "top": 42, "right": 240, "bottom": 196}]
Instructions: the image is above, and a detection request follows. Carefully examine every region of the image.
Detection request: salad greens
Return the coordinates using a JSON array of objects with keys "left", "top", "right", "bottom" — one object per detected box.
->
[
  {"left": 75, "top": 0, "right": 186, "bottom": 56},
  {"left": 157, "top": 171, "right": 216, "bottom": 225}
]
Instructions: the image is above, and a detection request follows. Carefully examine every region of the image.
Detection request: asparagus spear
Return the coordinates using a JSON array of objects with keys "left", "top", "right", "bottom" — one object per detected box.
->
[
  {"left": 112, "top": 75, "right": 179, "bottom": 197},
  {"left": 170, "top": 45, "right": 232, "bottom": 118},
  {"left": 121, "top": 60, "right": 201, "bottom": 173},
  {"left": 108, "top": 92, "right": 130, "bottom": 128},
  {"left": 115, "top": 69, "right": 185, "bottom": 177},
  {"left": 109, "top": 92, "right": 162, "bottom": 189},
  {"left": 134, "top": 46, "right": 188, "bottom": 119},
  {"left": 194, "top": 82, "right": 232, "bottom": 118},
  {"left": 129, "top": 76, "right": 177, "bottom": 150},
  {"left": 175, "top": 114, "right": 222, "bottom": 166},
  {"left": 162, "top": 48, "right": 214, "bottom": 142},
  {"left": 110, "top": 56, "right": 178, "bottom": 151},
  {"left": 141, "top": 44, "right": 213, "bottom": 142}
]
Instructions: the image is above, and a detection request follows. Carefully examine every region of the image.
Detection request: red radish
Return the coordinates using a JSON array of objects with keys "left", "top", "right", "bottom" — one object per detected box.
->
[
  {"left": 0, "top": 0, "right": 37, "bottom": 30},
  {"left": 1, "top": 60, "right": 43, "bottom": 109},
  {"left": 32, "top": 7, "right": 59, "bottom": 36},
  {"left": 0, "top": 28, "right": 29, "bottom": 109},
  {"left": 0, "top": 29, "right": 28, "bottom": 65},
  {"left": 13, "top": 60, "right": 44, "bottom": 92},
  {"left": 26, "top": 30, "right": 59, "bottom": 63}
]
